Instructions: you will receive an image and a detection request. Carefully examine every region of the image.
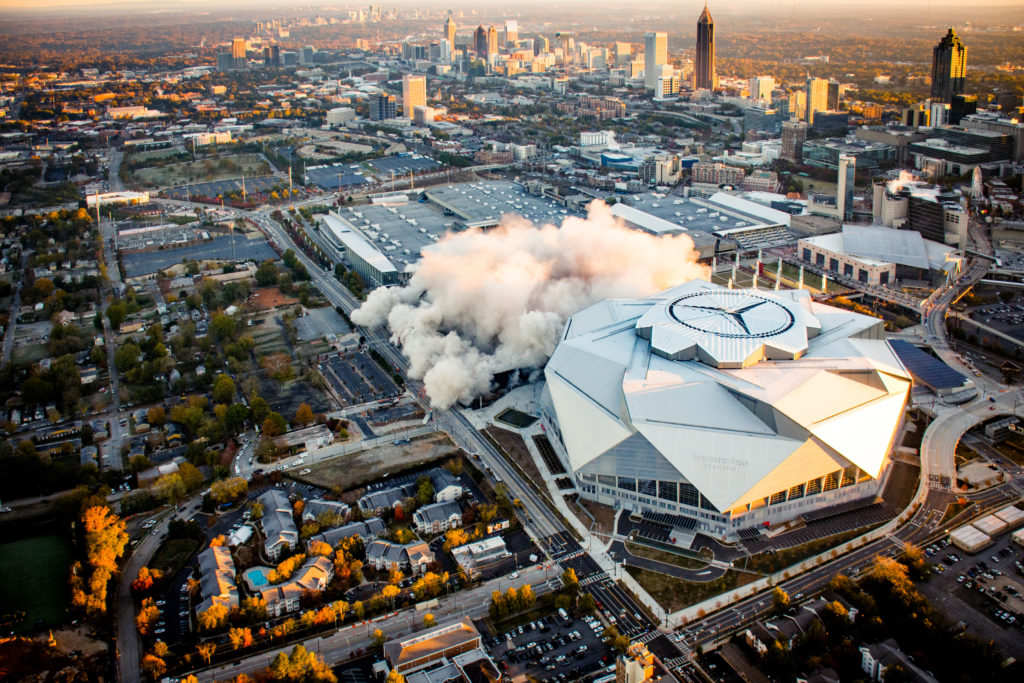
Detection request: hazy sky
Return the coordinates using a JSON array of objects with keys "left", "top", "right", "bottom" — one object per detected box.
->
[{"left": 1, "top": 0, "right": 1023, "bottom": 9}]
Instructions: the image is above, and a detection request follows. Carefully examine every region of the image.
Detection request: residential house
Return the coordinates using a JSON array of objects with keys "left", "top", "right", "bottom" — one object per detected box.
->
[
  {"left": 428, "top": 468, "right": 464, "bottom": 503},
  {"left": 358, "top": 483, "right": 416, "bottom": 515},
  {"left": 859, "top": 639, "right": 939, "bottom": 683},
  {"left": 303, "top": 499, "right": 351, "bottom": 523},
  {"left": 309, "top": 518, "right": 386, "bottom": 549},
  {"left": 261, "top": 556, "right": 335, "bottom": 617}
]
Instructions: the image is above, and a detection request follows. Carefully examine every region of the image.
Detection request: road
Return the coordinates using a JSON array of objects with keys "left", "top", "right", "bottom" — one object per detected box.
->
[
  {"left": 193, "top": 564, "right": 555, "bottom": 682},
  {"left": 99, "top": 208, "right": 127, "bottom": 470},
  {"left": 116, "top": 497, "right": 204, "bottom": 683},
  {"left": 1, "top": 250, "right": 27, "bottom": 366}
]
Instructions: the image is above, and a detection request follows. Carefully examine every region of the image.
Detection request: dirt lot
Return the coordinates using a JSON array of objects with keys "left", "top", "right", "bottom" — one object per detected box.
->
[
  {"left": 483, "top": 426, "right": 552, "bottom": 504},
  {"left": 299, "top": 432, "right": 457, "bottom": 491},
  {"left": 251, "top": 286, "right": 299, "bottom": 311}
]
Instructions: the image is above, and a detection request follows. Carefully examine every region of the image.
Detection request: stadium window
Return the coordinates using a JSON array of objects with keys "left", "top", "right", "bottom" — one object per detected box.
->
[
  {"left": 658, "top": 480, "right": 678, "bottom": 502},
  {"left": 699, "top": 494, "right": 718, "bottom": 512},
  {"left": 679, "top": 483, "right": 699, "bottom": 507},
  {"left": 582, "top": 473, "right": 596, "bottom": 481},
  {"left": 823, "top": 470, "right": 841, "bottom": 491},
  {"left": 769, "top": 490, "right": 787, "bottom": 505},
  {"left": 618, "top": 477, "right": 636, "bottom": 492},
  {"left": 788, "top": 483, "right": 805, "bottom": 500},
  {"left": 597, "top": 475, "right": 615, "bottom": 487},
  {"left": 806, "top": 478, "right": 822, "bottom": 496},
  {"left": 639, "top": 479, "right": 657, "bottom": 497},
  {"left": 841, "top": 466, "right": 857, "bottom": 487}
]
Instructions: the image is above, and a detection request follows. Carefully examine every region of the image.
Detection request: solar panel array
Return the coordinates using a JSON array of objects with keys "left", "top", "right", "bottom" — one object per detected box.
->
[{"left": 888, "top": 339, "right": 967, "bottom": 391}]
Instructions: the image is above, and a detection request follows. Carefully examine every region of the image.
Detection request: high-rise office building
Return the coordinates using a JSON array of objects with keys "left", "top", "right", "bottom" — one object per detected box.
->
[
  {"left": 443, "top": 15, "right": 456, "bottom": 46},
  {"left": 263, "top": 45, "right": 281, "bottom": 67},
  {"left": 231, "top": 37, "right": 247, "bottom": 69},
  {"left": 216, "top": 52, "right": 233, "bottom": 72},
  {"left": 369, "top": 93, "right": 397, "bottom": 121},
  {"left": 474, "top": 25, "right": 487, "bottom": 56},
  {"left": 749, "top": 76, "right": 774, "bottom": 101},
  {"left": 694, "top": 3, "right": 717, "bottom": 90},
  {"left": 838, "top": 154, "right": 856, "bottom": 222},
  {"left": 504, "top": 20, "right": 518, "bottom": 46},
  {"left": 930, "top": 28, "right": 967, "bottom": 103},
  {"left": 781, "top": 120, "right": 809, "bottom": 163},
  {"left": 614, "top": 42, "right": 632, "bottom": 68},
  {"left": 827, "top": 80, "right": 840, "bottom": 111},
  {"left": 402, "top": 74, "right": 426, "bottom": 120},
  {"left": 534, "top": 35, "right": 549, "bottom": 56},
  {"left": 643, "top": 32, "right": 667, "bottom": 92},
  {"left": 486, "top": 26, "right": 499, "bottom": 59},
  {"left": 805, "top": 77, "right": 829, "bottom": 124}
]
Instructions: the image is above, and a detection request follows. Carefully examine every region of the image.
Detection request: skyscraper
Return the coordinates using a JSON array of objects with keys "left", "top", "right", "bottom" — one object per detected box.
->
[
  {"left": 694, "top": 3, "right": 717, "bottom": 90},
  {"left": 443, "top": 15, "right": 456, "bottom": 46},
  {"left": 781, "top": 120, "right": 808, "bottom": 163},
  {"left": 805, "top": 77, "right": 829, "bottom": 124},
  {"left": 369, "top": 93, "right": 397, "bottom": 121},
  {"left": 838, "top": 154, "right": 856, "bottom": 222},
  {"left": 402, "top": 74, "right": 426, "bottom": 119},
  {"left": 486, "top": 26, "right": 499, "bottom": 59},
  {"left": 930, "top": 28, "right": 967, "bottom": 103},
  {"left": 474, "top": 25, "right": 487, "bottom": 56},
  {"left": 643, "top": 32, "right": 667, "bottom": 92},
  {"left": 749, "top": 76, "right": 774, "bottom": 101},
  {"left": 232, "top": 37, "right": 247, "bottom": 69},
  {"left": 827, "top": 80, "right": 840, "bottom": 111},
  {"left": 504, "top": 20, "right": 518, "bottom": 46}
]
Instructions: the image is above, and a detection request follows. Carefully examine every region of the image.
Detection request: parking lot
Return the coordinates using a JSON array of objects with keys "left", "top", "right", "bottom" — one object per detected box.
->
[
  {"left": 917, "top": 531, "right": 1024, "bottom": 659},
  {"left": 367, "top": 154, "right": 440, "bottom": 176},
  {"left": 163, "top": 175, "right": 280, "bottom": 200},
  {"left": 295, "top": 306, "right": 351, "bottom": 342},
  {"left": 304, "top": 163, "right": 370, "bottom": 189},
  {"left": 486, "top": 611, "right": 616, "bottom": 683},
  {"left": 319, "top": 351, "right": 400, "bottom": 407},
  {"left": 121, "top": 234, "right": 276, "bottom": 277}
]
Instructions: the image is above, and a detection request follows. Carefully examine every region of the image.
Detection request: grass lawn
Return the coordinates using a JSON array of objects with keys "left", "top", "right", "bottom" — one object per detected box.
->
[
  {"left": 128, "top": 154, "right": 270, "bottom": 189},
  {"left": 736, "top": 524, "right": 883, "bottom": 575},
  {"left": 990, "top": 433, "right": 1024, "bottom": 467},
  {"left": 149, "top": 537, "right": 202, "bottom": 577},
  {"left": 625, "top": 541, "right": 712, "bottom": 570},
  {"left": 626, "top": 566, "right": 759, "bottom": 613}
]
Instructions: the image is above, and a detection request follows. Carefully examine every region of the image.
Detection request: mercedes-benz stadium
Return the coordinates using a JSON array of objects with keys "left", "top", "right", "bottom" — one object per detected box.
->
[{"left": 540, "top": 280, "right": 911, "bottom": 540}]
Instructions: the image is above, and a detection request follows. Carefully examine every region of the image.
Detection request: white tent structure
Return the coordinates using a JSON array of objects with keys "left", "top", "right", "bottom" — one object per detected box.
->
[{"left": 541, "top": 280, "right": 912, "bottom": 540}]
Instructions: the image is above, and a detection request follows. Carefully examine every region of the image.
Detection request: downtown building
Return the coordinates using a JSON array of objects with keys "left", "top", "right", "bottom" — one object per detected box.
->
[
  {"left": 541, "top": 280, "right": 911, "bottom": 540},
  {"left": 694, "top": 4, "right": 717, "bottom": 90},
  {"left": 930, "top": 28, "right": 967, "bottom": 103}
]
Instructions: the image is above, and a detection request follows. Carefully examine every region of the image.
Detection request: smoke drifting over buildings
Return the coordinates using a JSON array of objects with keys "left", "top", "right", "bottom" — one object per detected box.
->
[{"left": 352, "top": 201, "right": 709, "bottom": 408}]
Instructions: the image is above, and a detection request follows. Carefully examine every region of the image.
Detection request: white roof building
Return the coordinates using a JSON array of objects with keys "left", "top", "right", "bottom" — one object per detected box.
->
[{"left": 541, "top": 280, "right": 912, "bottom": 539}]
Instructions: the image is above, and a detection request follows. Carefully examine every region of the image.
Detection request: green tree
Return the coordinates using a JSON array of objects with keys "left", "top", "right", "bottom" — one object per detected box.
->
[
  {"left": 211, "top": 313, "right": 236, "bottom": 342},
  {"left": 213, "top": 374, "right": 236, "bottom": 404},
  {"left": 416, "top": 476, "right": 434, "bottom": 506},
  {"left": 114, "top": 342, "right": 142, "bottom": 373},
  {"left": 255, "top": 260, "right": 279, "bottom": 286},
  {"left": 107, "top": 301, "right": 128, "bottom": 329},
  {"left": 772, "top": 586, "right": 790, "bottom": 615}
]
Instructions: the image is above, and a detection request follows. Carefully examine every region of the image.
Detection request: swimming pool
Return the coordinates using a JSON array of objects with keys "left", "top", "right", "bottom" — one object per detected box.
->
[{"left": 243, "top": 567, "right": 272, "bottom": 590}]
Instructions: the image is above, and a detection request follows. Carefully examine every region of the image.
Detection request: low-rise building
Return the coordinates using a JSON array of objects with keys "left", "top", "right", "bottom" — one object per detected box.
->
[
  {"left": 302, "top": 499, "right": 350, "bottom": 523},
  {"left": 196, "top": 545, "right": 238, "bottom": 615},
  {"left": 259, "top": 489, "right": 299, "bottom": 560},
  {"left": 309, "top": 518, "right": 387, "bottom": 549},
  {"left": 451, "top": 536, "right": 511, "bottom": 578},
  {"left": 261, "top": 556, "right": 335, "bottom": 617},
  {"left": 412, "top": 501, "right": 462, "bottom": 535},
  {"left": 366, "top": 540, "right": 434, "bottom": 574},
  {"left": 859, "top": 639, "right": 939, "bottom": 683},
  {"left": 272, "top": 424, "right": 332, "bottom": 453},
  {"left": 428, "top": 468, "right": 464, "bottom": 503},
  {"left": 383, "top": 617, "right": 483, "bottom": 674}
]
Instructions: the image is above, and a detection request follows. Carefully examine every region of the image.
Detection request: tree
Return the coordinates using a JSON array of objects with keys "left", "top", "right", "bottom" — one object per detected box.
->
[
  {"left": 198, "top": 603, "right": 229, "bottom": 631},
  {"left": 210, "top": 476, "right": 248, "bottom": 503},
  {"left": 372, "top": 628, "right": 386, "bottom": 647},
  {"left": 442, "top": 527, "right": 469, "bottom": 552},
  {"left": 197, "top": 642, "right": 216, "bottom": 665},
  {"left": 114, "top": 342, "right": 142, "bottom": 373},
  {"left": 141, "top": 653, "right": 167, "bottom": 681},
  {"left": 308, "top": 540, "right": 333, "bottom": 557},
  {"left": 213, "top": 374, "right": 236, "bottom": 404},
  {"left": 772, "top": 586, "right": 790, "bottom": 615},
  {"left": 107, "top": 301, "right": 128, "bottom": 329},
  {"left": 561, "top": 568, "right": 580, "bottom": 594},
  {"left": 385, "top": 670, "right": 406, "bottom": 683},
  {"left": 131, "top": 566, "right": 162, "bottom": 595},
  {"left": 147, "top": 406, "right": 166, "bottom": 426},
  {"left": 416, "top": 476, "right": 434, "bottom": 506},
  {"left": 263, "top": 412, "right": 288, "bottom": 437},
  {"left": 136, "top": 598, "right": 160, "bottom": 635},
  {"left": 381, "top": 584, "right": 400, "bottom": 608},
  {"left": 422, "top": 613, "right": 435, "bottom": 629},
  {"left": 242, "top": 596, "right": 268, "bottom": 622},
  {"left": 211, "top": 313, "right": 236, "bottom": 342},
  {"left": 256, "top": 260, "right": 279, "bottom": 286},
  {"left": 154, "top": 472, "right": 186, "bottom": 502},
  {"left": 294, "top": 402, "right": 314, "bottom": 427},
  {"left": 229, "top": 626, "right": 254, "bottom": 650}
]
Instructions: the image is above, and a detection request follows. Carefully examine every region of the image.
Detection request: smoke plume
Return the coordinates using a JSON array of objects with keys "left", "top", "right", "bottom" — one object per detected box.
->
[{"left": 352, "top": 200, "right": 708, "bottom": 408}]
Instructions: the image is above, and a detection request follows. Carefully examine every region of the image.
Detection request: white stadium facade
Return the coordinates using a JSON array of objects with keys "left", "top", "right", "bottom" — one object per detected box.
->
[{"left": 540, "top": 280, "right": 911, "bottom": 540}]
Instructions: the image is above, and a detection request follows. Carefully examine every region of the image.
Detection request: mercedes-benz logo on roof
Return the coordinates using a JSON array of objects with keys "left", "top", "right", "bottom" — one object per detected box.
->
[{"left": 668, "top": 291, "right": 795, "bottom": 340}]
